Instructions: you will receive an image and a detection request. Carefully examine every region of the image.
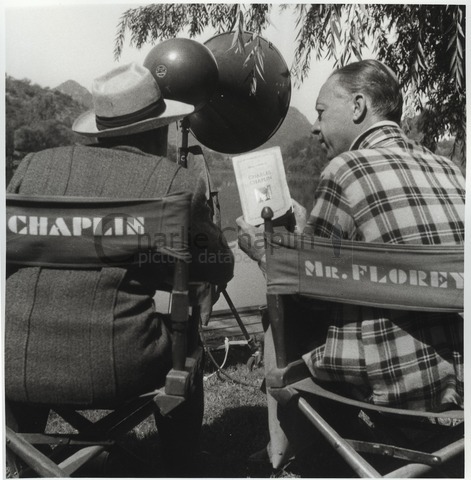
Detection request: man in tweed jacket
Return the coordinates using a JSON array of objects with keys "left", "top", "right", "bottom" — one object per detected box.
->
[
  {"left": 239, "top": 59, "right": 464, "bottom": 468},
  {"left": 6, "top": 63, "right": 234, "bottom": 471}
]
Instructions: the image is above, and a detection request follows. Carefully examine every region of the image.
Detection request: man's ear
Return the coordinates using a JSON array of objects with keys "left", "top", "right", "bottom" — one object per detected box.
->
[{"left": 352, "top": 94, "right": 367, "bottom": 123}]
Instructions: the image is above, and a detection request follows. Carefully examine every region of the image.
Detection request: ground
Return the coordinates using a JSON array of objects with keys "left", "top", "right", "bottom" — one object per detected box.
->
[
  {"left": 41, "top": 344, "right": 351, "bottom": 478},
  {"left": 37, "top": 344, "right": 463, "bottom": 478}
]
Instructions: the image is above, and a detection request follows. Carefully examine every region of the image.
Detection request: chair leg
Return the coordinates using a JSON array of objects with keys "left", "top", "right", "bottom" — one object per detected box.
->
[
  {"left": 297, "top": 397, "right": 381, "bottom": 478},
  {"left": 154, "top": 354, "right": 204, "bottom": 475},
  {"left": 6, "top": 401, "right": 53, "bottom": 478},
  {"left": 6, "top": 441, "right": 21, "bottom": 478},
  {"left": 6, "top": 427, "right": 66, "bottom": 478}
]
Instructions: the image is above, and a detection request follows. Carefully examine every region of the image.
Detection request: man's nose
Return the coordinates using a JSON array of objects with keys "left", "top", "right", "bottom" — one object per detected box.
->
[{"left": 311, "top": 119, "right": 320, "bottom": 135}]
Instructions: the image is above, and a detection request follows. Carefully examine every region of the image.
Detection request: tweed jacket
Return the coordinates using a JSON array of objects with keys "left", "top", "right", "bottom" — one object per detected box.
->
[
  {"left": 5, "top": 144, "right": 234, "bottom": 406},
  {"left": 302, "top": 123, "right": 465, "bottom": 411}
]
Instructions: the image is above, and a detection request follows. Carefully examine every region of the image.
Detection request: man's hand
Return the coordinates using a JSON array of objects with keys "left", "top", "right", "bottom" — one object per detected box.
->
[
  {"left": 236, "top": 216, "right": 266, "bottom": 263},
  {"left": 291, "top": 198, "right": 307, "bottom": 233}
]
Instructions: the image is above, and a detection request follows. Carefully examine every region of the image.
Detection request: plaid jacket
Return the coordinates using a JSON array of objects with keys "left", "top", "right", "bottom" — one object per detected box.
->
[{"left": 302, "top": 123, "right": 465, "bottom": 411}]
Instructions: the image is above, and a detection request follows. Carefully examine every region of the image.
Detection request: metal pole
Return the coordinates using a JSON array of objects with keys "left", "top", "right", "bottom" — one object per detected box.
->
[
  {"left": 384, "top": 439, "right": 464, "bottom": 478},
  {"left": 178, "top": 117, "right": 190, "bottom": 168},
  {"left": 221, "top": 289, "right": 257, "bottom": 352},
  {"left": 298, "top": 397, "right": 382, "bottom": 478}
]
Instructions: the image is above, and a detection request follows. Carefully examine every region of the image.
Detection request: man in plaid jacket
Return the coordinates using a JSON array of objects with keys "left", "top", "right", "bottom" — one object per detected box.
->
[{"left": 238, "top": 59, "right": 464, "bottom": 468}]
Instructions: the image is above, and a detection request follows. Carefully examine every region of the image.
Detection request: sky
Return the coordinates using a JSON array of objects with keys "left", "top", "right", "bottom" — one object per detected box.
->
[{"left": 3, "top": 0, "right": 339, "bottom": 124}]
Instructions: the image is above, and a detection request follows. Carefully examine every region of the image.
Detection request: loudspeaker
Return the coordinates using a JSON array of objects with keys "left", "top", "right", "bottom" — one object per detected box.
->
[{"left": 189, "top": 32, "right": 291, "bottom": 154}]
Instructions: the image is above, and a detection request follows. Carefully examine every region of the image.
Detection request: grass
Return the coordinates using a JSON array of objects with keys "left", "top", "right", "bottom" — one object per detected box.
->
[
  {"left": 198, "top": 360, "right": 270, "bottom": 477},
  {"left": 114, "top": 345, "right": 276, "bottom": 478},
  {"left": 44, "top": 343, "right": 273, "bottom": 478},
  {"left": 43, "top": 342, "right": 345, "bottom": 478},
  {"left": 37, "top": 342, "right": 464, "bottom": 478}
]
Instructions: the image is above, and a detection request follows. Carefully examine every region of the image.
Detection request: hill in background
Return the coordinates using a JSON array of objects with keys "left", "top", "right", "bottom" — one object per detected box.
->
[
  {"left": 5, "top": 75, "right": 328, "bottom": 235},
  {"left": 261, "top": 106, "right": 313, "bottom": 149},
  {"left": 5, "top": 76, "right": 91, "bottom": 183},
  {"left": 55, "top": 80, "right": 93, "bottom": 109}
]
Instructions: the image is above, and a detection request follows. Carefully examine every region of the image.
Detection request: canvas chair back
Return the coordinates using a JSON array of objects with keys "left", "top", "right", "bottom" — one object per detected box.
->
[
  {"left": 262, "top": 208, "right": 464, "bottom": 477},
  {"left": 7, "top": 192, "right": 191, "bottom": 268},
  {"left": 6, "top": 192, "right": 193, "bottom": 402},
  {"left": 265, "top": 229, "right": 463, "bottom": 312}
]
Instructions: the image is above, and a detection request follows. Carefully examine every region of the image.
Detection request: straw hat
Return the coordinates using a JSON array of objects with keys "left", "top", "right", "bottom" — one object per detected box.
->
[{"left": 72, "top": 62, "right": 194, "bottom": 137}]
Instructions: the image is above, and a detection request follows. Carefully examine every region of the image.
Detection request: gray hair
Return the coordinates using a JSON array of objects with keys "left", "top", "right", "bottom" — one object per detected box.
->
[{"left": 330, "top": 60, "right": 403, "bottom": 124}]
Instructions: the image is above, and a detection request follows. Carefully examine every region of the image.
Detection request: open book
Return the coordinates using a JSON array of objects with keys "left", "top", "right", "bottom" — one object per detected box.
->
[{"left": 232, "top": 146, "right": 293, "bottom": 226}]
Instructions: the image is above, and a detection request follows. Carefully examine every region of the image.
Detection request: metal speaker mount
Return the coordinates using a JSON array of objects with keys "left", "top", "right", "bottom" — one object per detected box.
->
[{"left": 189, "top": 32, "right": 291, "bottom": 154}]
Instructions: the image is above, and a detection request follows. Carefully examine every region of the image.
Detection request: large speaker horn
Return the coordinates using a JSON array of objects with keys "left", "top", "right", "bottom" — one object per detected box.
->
[{"left": 189, "top": 32, "right": 291, "bottom": 154}]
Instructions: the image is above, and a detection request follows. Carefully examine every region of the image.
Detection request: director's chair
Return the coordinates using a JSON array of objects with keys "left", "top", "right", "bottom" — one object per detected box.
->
[
  {"left": 262, "top": 207, "right": 464, "bottom": 478},
  {"left": 5, "top": 192, "right": 204, "bottom": 477}
]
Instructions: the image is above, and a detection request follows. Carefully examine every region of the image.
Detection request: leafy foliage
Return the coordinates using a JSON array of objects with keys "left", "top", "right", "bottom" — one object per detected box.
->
[
  {"left": 367, "top": 5, "right": 466, "bottom": 154},
  {"left": 114, "top": 4, "right": 270, "bottom": 58},
  {"left": 5, "top": 75, "right": 90, "bottom": 185},
  {"left": 114, "top": 3, "right": 466, "bottom": 161},
  {"left": 6, "top": 75, "right": 88, "bottom": 154}
]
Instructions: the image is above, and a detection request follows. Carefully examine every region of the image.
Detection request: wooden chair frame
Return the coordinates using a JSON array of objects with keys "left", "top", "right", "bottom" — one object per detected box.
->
[{"left": 5, "top": 193, "right": 203, "bottom": 478}]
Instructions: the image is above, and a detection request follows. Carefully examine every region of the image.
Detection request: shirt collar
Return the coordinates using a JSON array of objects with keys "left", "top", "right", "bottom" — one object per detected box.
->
[{"left": 349, "top": 121, "right": 401, "bottom": 151}]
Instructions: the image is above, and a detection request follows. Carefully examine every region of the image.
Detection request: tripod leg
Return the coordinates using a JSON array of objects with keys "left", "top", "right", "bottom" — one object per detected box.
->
[{"left": 221, "top": 289, "right": 254, "bottom": 347}]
